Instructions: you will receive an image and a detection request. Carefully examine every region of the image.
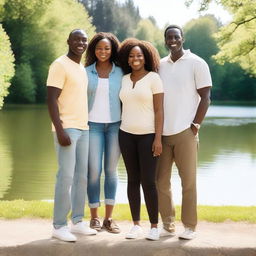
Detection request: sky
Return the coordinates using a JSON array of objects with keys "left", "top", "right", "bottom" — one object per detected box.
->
[{"left": 117, "top": 0, "right": 232, "bottom": 28}]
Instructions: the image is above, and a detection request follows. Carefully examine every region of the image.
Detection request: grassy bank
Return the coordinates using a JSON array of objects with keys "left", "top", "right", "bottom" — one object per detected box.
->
[{"left": 0, "top": 200, "right": 256, "bottom": 223}]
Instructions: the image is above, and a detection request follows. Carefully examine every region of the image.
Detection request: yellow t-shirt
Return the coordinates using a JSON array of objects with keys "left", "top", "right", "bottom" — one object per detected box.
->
[
  {"left": 47, "top": 55, "right": 89, "bottom": 131},
  {"left": 119, "top": 72, "right": 163, "bottom": 135}
]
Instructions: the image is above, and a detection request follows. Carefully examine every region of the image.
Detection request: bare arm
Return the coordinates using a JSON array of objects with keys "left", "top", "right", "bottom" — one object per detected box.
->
[
  {"left": 152, "top": 93, "right": 164, "bottom": 156},
  {"left": 191, "top": 86, "right": 211, "bottom": 135},
  {"left": 47, "top": 86, "right": 71, "bottom": 146}
]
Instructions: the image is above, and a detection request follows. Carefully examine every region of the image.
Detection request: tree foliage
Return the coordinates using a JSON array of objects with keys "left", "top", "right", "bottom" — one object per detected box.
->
[
  {"left": 2, "top": 0, "right": 95, "bottom": 103},
  {"left": 0, "top": 0, "right": 5, "bottom": 17},
  {"left": 184, "top": 15, "right": 255, "bottom": 101},
  {"left": 135, "top": 19, "right": 168, "bottom": 57},
  {"left": 79, "top": 0, "right": 140, "bottom": 41},
  {"left": 80, "top": 0, "right": 167, "bottom": 56},
  {"left": 8, "top": 63, "right": 36, "bottom": 103},
  {"left": 0, "top": 24, "right": 15, "bottom": 109},
  {"left": 185, "top": 0, "right": 256, "bottom": 77},
  {"left": 184, "top": 15, "right": 219, "bottom": 60},
  {"left": 214, "top": 0, "right": 256, "bottom": 76}
]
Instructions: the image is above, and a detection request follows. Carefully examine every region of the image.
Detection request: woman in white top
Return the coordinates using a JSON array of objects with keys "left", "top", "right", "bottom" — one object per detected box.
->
[
  {"left": 85, "top": 32, "right": 123, "bottom": 233},
  {"left": 118, "top": 38, "right": 164, "bottom": 241}
]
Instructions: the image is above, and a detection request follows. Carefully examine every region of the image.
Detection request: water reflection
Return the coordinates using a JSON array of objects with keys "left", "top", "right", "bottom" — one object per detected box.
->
[
  {"left": 0, "top": 105, "right": 255, "bottom": 205},
  {"left": 0, "top": 106, "right": 56, "bottom": 200},
  {"left": 0, "top": 127, "right": 12, "bottom": 198}
]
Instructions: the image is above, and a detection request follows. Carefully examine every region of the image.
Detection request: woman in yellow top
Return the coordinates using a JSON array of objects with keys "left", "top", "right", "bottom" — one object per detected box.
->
[{"left": 118, "top": 38, "right": 164, "bottom": 241}]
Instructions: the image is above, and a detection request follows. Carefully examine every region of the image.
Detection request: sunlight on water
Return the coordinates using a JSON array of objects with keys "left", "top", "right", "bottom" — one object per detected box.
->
[
  {"left": 196, "top": 152, "right": 256, "bottom": 206},
  {"left": 207, "top": 106, "right": 256, "bottom": 118},
  {"left": 205, "top": 118, "right": 256, "bottom": 126}
]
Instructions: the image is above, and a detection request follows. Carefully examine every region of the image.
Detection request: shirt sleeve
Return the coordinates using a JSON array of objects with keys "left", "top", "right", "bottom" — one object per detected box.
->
[
  {"left": 194, "top": 59, "right": 212, "bottom": 89},
  {"left": 46, "top": 61, "right": 65, "bottom": 89},
  {"left": 151, "top": 72, "right": 164, "bottom": 94}
]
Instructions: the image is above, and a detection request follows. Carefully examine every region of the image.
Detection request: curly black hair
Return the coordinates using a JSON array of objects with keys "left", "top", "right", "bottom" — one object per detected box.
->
[
  {"left": 118, "top": 38, "right": 160, "bottom": 74},
  {"left": 85, "top": 32, "right": 120, "bottom": 66}
]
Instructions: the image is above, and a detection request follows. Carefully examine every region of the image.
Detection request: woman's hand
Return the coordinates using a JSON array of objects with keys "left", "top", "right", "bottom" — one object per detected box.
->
[{"left": 152, "top": 138, "right": 162, "bottom": 157}]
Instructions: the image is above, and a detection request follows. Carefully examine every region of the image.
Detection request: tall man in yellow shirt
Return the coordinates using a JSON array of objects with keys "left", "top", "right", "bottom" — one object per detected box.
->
[{"left": 47, "top": 29, "right": 97, "bottom": 242}]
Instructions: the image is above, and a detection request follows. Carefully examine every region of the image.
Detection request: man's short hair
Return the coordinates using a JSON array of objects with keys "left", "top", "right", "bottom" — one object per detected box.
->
[
  {"left": 68, "top": 29, "right": 86, "bottom": 39},
  {"left": 164, "top": 25, "right": 184, "bottom": 38}
]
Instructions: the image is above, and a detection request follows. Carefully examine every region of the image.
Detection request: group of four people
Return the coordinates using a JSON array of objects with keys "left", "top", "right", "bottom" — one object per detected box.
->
[{"left": 46, "top": 25, "right": 212, "bottom": 242}]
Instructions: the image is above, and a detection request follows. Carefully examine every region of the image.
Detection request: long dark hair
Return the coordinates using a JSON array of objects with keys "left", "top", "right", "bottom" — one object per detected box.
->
[{"left": 85, "top": 32, "right": 120, "bottom": 66}]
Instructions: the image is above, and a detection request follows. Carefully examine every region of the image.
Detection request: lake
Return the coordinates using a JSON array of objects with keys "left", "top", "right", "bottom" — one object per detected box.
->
[{"left": 0, "top": 105, "right": 255, "bottom": 206}]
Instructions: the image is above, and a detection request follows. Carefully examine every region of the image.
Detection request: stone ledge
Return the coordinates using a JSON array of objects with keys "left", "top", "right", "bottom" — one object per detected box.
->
[{"left": 0, "top": 219, "right": 256, "bottom": 256}]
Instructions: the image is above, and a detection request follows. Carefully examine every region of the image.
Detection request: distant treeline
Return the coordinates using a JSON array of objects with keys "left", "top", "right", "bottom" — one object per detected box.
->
[{"left": 0, "top": 0, "right": 255, "bottom": 106}]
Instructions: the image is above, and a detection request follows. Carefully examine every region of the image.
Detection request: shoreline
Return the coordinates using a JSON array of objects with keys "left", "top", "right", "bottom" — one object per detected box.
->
[{"left": 1, "top": 200, "right": 256, "bottom": 223}]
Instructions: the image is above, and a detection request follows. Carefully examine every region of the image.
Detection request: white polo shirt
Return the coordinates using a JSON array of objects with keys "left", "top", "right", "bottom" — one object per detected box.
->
[{"left": 159, "top": 50, "right": 212, "bottom": 136}]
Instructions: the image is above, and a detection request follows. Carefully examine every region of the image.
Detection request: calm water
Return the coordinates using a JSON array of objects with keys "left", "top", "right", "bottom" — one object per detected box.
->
[{"left": 0, "top": 105, "right": 255, "bottom": 206}]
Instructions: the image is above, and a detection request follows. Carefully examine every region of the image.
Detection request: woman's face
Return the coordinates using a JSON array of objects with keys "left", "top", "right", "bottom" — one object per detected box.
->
[
  {"left": 95, "top": 38, "right": 112, "bottom": 62},
  {"left": 128, "top": 46, "right": 145, "bottom": 71}
]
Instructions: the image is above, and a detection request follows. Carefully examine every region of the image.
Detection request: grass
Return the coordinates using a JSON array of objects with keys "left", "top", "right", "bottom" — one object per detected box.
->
[{"left": 0, "top": 200, "right": 256, "bottom": 223}]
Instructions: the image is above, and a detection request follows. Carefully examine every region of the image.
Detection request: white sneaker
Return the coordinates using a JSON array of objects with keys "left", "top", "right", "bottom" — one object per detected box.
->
[
  {"left": 179, "top": 227, "right": 196, "bottom": 240},
  {"left": 71, "top": 221, "right": 97, "bottom": 235},
  {"left": 146, "top": 228, "right": 159, "bottom": 241},
  {"left": 125, "top": 225, "right": 143, "bottom": 239},
  {"left": 52, "top": 226, "right": 77, "bottom": 242},
  {"left": 160, "top": 228, "right": 176, "bottom": 237}
]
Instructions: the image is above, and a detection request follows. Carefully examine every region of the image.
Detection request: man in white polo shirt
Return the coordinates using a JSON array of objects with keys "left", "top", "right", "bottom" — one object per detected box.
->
[
  {"left": 157, "top": 25, "right": 212, "bottom": 240},
  {"left": 47, "top": 29, "right": 97, "bottom": 242}
]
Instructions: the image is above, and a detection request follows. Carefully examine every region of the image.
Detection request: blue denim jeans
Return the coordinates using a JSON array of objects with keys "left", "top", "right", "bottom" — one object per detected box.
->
[
  {"left": 53, "top": 128, "right": 89, "bottom": 229},
  {"left": 87, "top": 121, "right": 121, "bottom": 208}
]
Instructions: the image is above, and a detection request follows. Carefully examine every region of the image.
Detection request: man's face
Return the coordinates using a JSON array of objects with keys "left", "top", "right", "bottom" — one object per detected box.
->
[
  {"left": 165, "top": 28, "right": 184, "bottom": 54},
  {"left": 67, "top": 30, "right": 88, "bottom": 56}
]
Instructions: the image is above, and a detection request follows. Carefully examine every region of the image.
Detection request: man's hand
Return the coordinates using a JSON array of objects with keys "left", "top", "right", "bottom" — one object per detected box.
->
[
  {"left": 56, "top": 129, "right": 71, "bottom": 146},
  {"left": 190, "top": 123, "right": 199, "bottom": 136}
]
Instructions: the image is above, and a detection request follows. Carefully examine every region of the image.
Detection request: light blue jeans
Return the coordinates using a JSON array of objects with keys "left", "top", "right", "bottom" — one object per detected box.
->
[
  {"left": 87, "top": 121, "right": 121, "bottom": 208},
  {"left": 53, "top": 128, "right": 89, "bottom": 229}
]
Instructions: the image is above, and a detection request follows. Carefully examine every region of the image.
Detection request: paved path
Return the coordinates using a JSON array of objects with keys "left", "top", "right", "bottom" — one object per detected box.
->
[{"left": 0, "top": 219, "right": 256, "bottom": 256}]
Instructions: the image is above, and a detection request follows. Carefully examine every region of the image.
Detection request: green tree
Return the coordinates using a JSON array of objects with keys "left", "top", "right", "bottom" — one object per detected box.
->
[
  {"left": 115, "top": 0, "right": 140, "bottom": 40},
  {"left": 135, "top": 18, "right": 168, "bottom": 57},
  {"left": 0, "top": 24, "right": 15, "bottom": 109},
  {"left": 184, "top": 15, "right": 256, "bottom": 101},
  {"left": 184, "top": 15, "right": 219, "bottom": 60},
  {"left": 0, "top": 0, "right": 5, "bottom": 17},
  {"left": 80, "top": 0, "right": 140, "bottom": 41},
  {"left": 2, "top": 0, "right": 95, "bottom": 103},
  {"left": 35, "top": 0, "right": 95, "bottom": 101},
  {"left": 185, "top": 0, "right": 256, "bottom": 77},
  {"left": 8, "top": 63, "right": 36, "bottom": 103}
]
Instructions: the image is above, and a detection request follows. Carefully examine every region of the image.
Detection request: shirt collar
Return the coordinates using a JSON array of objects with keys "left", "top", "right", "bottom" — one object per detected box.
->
[{"left": 167, "top": 49, "right": 191, "bottom": 63}]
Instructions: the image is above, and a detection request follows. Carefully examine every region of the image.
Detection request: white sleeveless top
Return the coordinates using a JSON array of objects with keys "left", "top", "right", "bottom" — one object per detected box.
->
[{"left": 89, "top": 78, "right": 111, "bottom": 123}]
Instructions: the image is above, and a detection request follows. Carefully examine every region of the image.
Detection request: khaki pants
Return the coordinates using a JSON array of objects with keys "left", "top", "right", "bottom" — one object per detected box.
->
[{"left": 156, "top": 128, "right": 199, "bottom": 231}]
